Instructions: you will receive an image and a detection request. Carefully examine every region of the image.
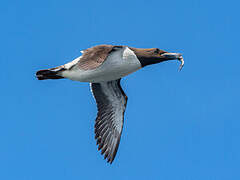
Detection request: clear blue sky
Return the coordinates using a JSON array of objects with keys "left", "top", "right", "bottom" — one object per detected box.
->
[{"left": 1, "top": 0, "right": 239, "bottom": 179}]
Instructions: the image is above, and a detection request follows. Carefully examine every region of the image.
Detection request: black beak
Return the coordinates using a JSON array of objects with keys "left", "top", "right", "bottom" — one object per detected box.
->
[
  {"left": 161, "top": 52, "right": 184, "bottom": 71},
  {"left": 161, "top": 52, "right": 182, "bottom": 60}
]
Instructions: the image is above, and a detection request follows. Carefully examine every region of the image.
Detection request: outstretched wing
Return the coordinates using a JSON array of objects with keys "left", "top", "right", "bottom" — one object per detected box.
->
[
  {"left": 90, "top": 79, "right": 128, "bottom": 163},
  {"left": 78, "top": 45, "right": 123, "bottom": 70}
]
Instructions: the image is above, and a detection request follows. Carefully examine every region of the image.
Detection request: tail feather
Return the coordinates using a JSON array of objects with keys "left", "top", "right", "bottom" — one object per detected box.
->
[{"left": 36, "top": 68, "right": 64, "bottom": 80}]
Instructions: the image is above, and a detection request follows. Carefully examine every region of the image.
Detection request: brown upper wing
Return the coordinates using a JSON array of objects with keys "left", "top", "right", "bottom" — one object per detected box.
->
[{"left": 78, "top": 45, "right": 123, "bottom": 70}]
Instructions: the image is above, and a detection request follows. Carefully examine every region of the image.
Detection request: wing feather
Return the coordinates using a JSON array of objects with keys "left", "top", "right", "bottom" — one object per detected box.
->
[
  {"left": 78, "top": 45, "right": 123, "bottom": 70},
  {"left": 90, "top": 79, "right": 128, "bottom": 163}
]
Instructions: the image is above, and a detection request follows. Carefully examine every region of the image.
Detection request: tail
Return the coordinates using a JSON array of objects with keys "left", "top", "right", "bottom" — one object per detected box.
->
[{"left": 36, "top": 67, "right": 65, "bottom": 80}]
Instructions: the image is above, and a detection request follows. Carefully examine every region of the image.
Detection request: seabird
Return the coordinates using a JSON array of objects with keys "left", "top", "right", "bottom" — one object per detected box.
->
[{"left": 36, "top": 45, "right": 184, "bottom": 164}]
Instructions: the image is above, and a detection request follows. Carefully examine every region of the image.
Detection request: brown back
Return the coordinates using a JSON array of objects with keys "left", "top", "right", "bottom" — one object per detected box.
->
[{"left": 78, "top": 45, "right": 116, "bottom": 70}]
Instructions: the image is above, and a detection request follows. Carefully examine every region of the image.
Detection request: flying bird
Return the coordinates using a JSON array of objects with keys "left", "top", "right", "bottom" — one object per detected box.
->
[{"left": 36, "top": 45, "right": 184, "bottom": 164}]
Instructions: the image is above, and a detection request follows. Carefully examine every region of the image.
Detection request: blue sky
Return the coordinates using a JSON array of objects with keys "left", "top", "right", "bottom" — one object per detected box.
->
[{"left": 1, "top": 0, "right": 240, "bottom": 179}]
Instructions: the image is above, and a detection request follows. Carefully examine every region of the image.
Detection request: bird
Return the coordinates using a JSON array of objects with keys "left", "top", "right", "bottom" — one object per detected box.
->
[{"left": 36, "top": 44, "right": 184, "bottom": 164}]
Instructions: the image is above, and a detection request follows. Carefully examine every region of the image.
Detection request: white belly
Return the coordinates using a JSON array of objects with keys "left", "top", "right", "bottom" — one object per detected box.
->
[{"left": 61, "top": 47, "right": 141, "bottom": 83}]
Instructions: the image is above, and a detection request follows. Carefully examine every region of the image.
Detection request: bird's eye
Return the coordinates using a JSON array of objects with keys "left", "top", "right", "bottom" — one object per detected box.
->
[{"left": 154, "top": 48, "right": 160, "bottom": 53}]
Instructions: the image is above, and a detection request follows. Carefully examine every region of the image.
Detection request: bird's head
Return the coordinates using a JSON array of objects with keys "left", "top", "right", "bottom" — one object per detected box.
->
[{"left": 130, "top": 47, "right": 184, "bottom": 71}]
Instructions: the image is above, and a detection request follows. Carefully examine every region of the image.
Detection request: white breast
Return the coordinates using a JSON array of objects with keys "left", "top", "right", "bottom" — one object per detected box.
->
[{"left": 61, "top": 47, "right": 141, "bottom": 83}]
